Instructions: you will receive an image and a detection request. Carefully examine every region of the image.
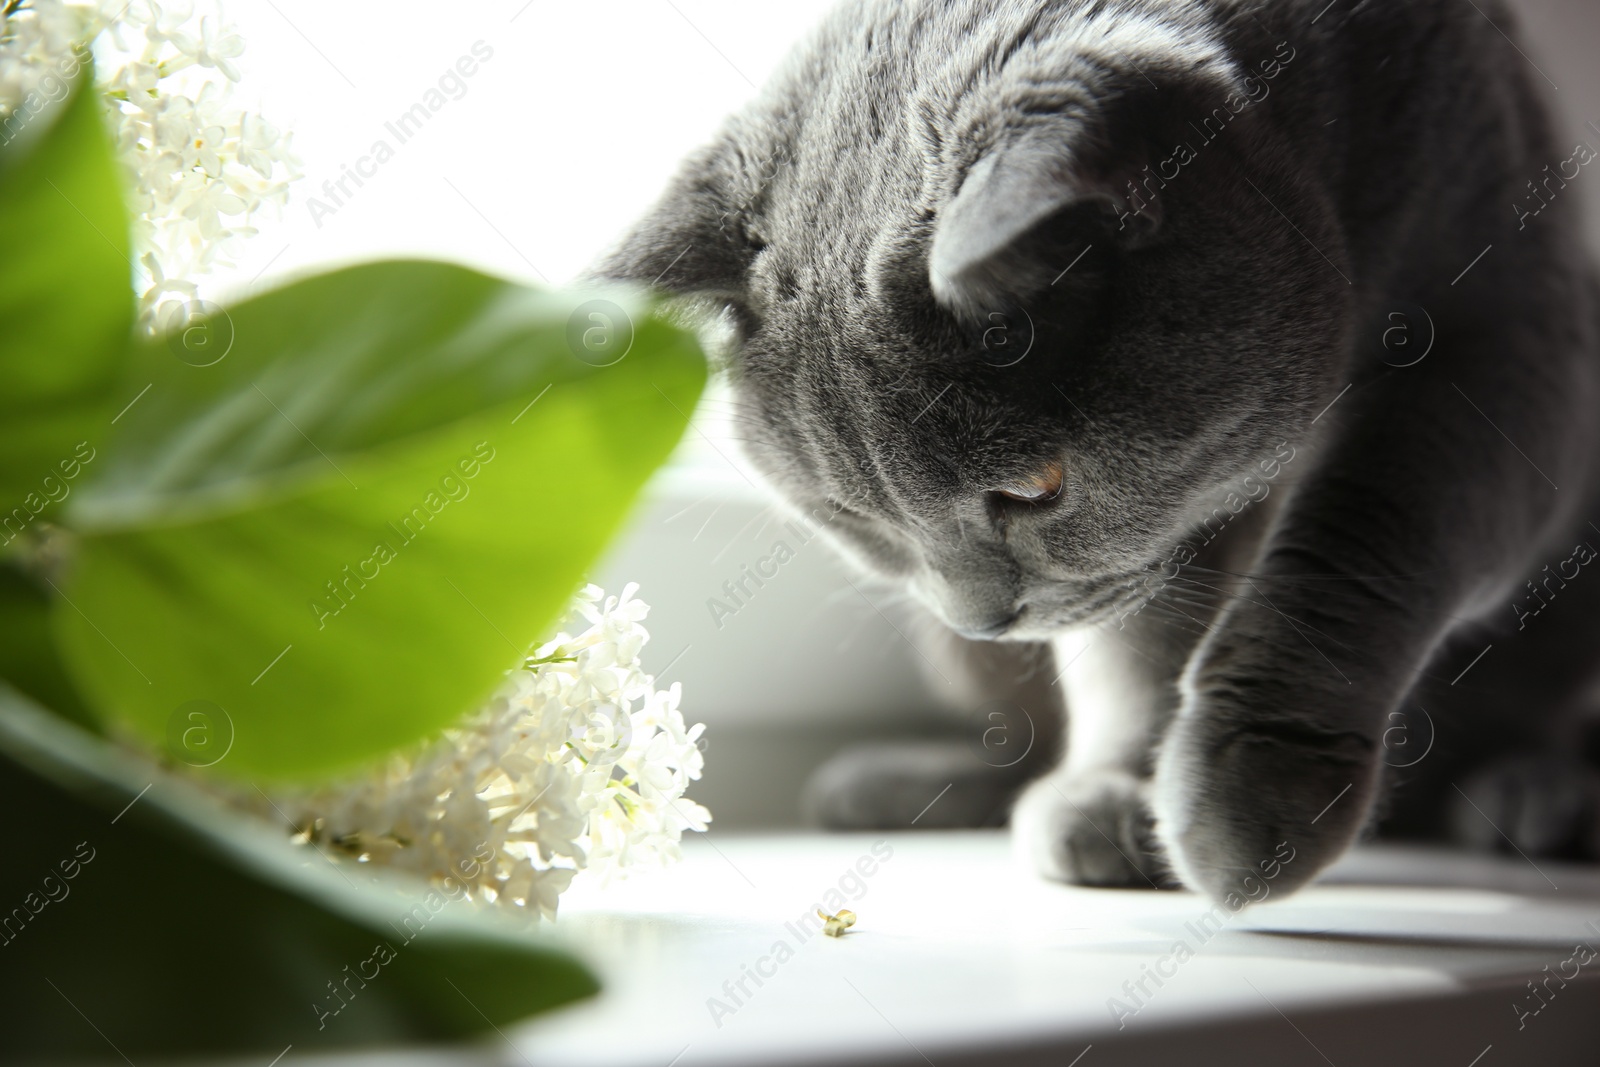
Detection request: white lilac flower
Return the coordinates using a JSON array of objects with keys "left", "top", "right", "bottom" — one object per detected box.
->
[
  {"left": 257, "top": 584, "right": 712, "bottom": 922},
  {"left": 187, "top": 16, "right": 242, "bottom": 81},
  {"left": 0, "top": 0, "right": 300, "bottom": 327},
  {"left": 0, "top": 0, "right": 82, "bottom": 116}
]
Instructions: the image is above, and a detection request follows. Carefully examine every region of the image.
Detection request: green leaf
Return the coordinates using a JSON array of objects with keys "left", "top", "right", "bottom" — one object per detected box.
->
[
  {"left": 0, "top": 559, "right": 97, "bottom": 729},
  {"left": 0, "top": 67, "right": 132, "bottom": 531},
  {"left": 0, "top": 684, "right": 598, "bottom": 1059},
  {"left": 55, "top": 262, "right": 705, "bottom": 778}
]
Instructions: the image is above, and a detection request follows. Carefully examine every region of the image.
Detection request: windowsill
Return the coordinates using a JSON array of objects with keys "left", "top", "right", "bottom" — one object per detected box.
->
[{"left": 512, "top": 831, "right": 1600, "bottom": 1066}]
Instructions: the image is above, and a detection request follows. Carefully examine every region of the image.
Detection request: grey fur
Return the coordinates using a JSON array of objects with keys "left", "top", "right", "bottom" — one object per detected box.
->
[{"left": 595, "top": 0, "right": 1600, "bottom": 900}]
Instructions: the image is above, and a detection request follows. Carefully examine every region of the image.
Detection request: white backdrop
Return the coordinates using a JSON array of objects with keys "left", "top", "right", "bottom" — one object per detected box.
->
[{"left": 210, "top": 0, "right": 838, "bottom": 299}]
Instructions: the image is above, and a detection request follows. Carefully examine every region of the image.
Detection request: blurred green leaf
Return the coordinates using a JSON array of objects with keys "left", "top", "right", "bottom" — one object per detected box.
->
[
  {"left": 0, "top": 684, "right": 598, "bottom": 1059},
  {"left": 0, "top": 67, "right": 131, "bottom": 522},
  {"left": 55, "top": 262, "right": 705, "bottom": 778},
  {"left": 0, "top": 68, "right": 129, "bottom": 726},
  {"left": 0, "top": 560, "right": 96, "bottom": 729}
]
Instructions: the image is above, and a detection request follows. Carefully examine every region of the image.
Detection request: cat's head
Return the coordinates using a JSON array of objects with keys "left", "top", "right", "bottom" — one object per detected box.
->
[{"left": 596, "top": 1, "right": 1349, "bottom": 641}]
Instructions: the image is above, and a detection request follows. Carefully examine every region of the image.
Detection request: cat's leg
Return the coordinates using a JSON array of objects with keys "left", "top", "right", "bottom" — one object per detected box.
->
[
  {"left": 803, "top": 633, "right": 1061, "bottom": 830},
  {"left": 804, "top": 739, "right": 1042, "bottom": 829},
  {"left": 1152, "top": 350, "right": 1598, "bottom": 901},
  {"left": 1012, "top": 611, "right": 1198, "bottom": 887}
]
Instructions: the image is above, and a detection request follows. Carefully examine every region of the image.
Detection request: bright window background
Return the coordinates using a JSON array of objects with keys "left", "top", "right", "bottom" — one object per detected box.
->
[{"left": 207, "top": 0, "right": 837, "bottom": 297}]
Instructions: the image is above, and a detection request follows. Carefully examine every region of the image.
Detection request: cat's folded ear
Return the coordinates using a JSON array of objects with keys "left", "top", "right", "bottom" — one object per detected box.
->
[
  {"left": 928, "top": 124, "right": 1158, "bottom": 321},
  {"left": 586, "top": 145, "right": 752, "bottom": 298}
]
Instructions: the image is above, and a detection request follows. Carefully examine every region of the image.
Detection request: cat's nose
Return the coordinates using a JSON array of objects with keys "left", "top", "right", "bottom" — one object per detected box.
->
[{"left": 953, "top": 610, "right": 1019, "bottom": 641}]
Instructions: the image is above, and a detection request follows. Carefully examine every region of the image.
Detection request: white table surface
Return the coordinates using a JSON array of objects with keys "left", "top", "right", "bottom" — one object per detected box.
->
[{"left": 490, "top": 831, "right": 1600, "bottom": 1067}]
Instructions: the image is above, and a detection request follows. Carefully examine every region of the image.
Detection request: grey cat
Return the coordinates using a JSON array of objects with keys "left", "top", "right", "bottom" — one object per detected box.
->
[{"left": 595, "top": 0, "right": 1600, "bottom": 900}]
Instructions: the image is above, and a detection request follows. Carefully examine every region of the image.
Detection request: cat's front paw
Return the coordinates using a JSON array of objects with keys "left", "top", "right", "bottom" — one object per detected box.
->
[
  {"left": 1152, "top": 699, "right": 1375, "bottom": 902},
  {"left": 1011, "top": 770, "right": 1173, "bottom": 888}
]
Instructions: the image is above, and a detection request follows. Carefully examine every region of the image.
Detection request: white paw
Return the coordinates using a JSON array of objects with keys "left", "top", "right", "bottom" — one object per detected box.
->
[{"left": 1012, "top": 769, "right": 1170, "bottom": 887}]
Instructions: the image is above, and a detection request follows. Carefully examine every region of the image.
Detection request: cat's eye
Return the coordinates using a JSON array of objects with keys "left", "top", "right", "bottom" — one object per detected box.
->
[{"left": 995, "top": 460, "right": 1065, "bottom": 504}]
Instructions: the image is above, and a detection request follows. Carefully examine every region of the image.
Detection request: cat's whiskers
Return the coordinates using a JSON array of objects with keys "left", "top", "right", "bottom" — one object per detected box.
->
[
  {"left": 1140, "top": 594, "right": 1346, "bottom": 664},
  {"left": 1107, "top": 604, "right": 1217, "bottom": 646},
  {"left": 1164, "top": 585, "right": 1376, "bottom": 668},
  {"left": 1163, "top": 574, "right": 1357, "bottom": 654}
]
